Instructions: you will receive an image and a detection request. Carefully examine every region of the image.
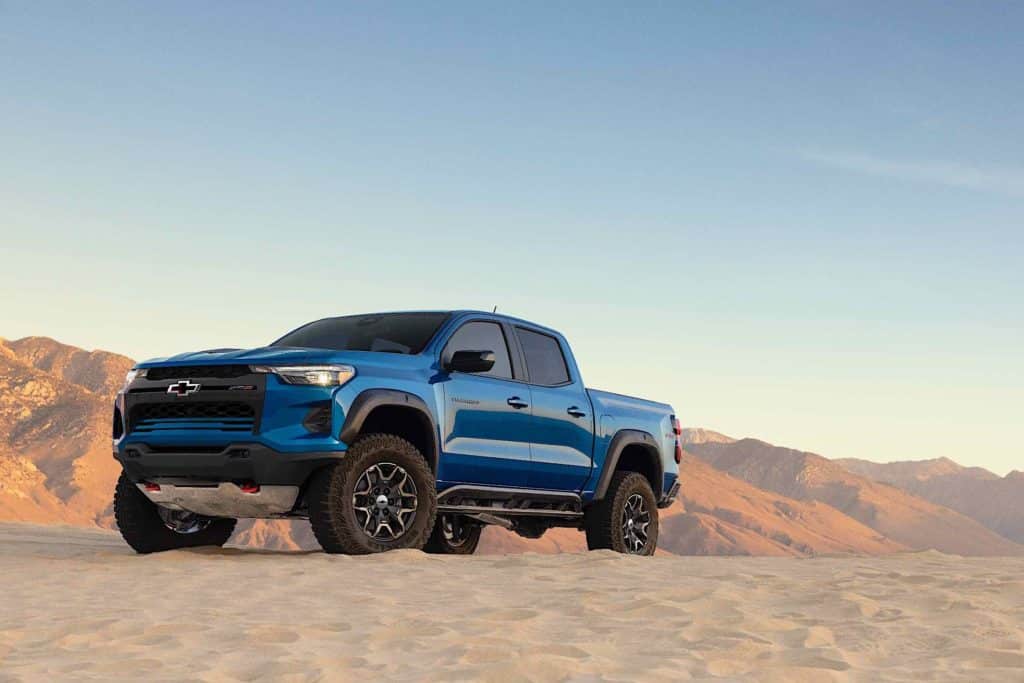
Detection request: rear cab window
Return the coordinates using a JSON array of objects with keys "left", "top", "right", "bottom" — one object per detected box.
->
[{"left": 515, "top": 327, "right": 571, "bottom": 386}]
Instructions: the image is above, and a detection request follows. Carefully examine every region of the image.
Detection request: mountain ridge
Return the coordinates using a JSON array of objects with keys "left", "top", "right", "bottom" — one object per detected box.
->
[
  {"left": 686, "top": 437, "right": 1024, "bottom": 556},
  {"left": 836, "top": 456, "right": 1024, "bottom": 544}
]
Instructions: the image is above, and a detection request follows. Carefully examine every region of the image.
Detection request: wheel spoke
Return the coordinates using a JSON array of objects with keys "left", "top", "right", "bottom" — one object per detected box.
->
[
  {"left": 619, "top": 493, "right": 650, "bottom": 554},
  {"left": 353, "top": 461, "right": 419, "bottom": 542}
]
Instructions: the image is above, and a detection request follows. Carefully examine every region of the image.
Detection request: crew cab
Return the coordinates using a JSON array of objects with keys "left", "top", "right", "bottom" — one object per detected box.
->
[{"left": 112, "top": 311, "right": 681, "bottom": 555}]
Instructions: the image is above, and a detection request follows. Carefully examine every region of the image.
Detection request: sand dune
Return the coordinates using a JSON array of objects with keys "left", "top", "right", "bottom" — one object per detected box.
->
[{"left": 2, "top": 523, "right": 1022, "bottom": 682}]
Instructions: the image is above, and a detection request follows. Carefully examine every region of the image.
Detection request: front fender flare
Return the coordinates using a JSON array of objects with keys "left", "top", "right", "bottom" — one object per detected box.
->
[{"left": 338, "top": 389, "right": 439, "bottom": 472}]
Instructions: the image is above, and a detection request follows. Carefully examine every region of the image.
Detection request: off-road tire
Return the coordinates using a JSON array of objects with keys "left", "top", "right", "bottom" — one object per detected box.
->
[
  {"left": 308, "top": 433, "right": 437, "bottom": 555},
  {"left": 424, "top": 514, "right": 482, "bottom": 555},
  {"left": 583, "top": 471, "right": 659, "bottom": 555},
  {"left": 114, "top": 471, "right": 237, "bottom": 554}
]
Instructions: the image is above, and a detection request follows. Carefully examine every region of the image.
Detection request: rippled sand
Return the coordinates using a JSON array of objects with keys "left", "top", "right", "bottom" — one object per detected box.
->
[{"left": 1, "top": 523, "right": 1022, "bottom": 681}]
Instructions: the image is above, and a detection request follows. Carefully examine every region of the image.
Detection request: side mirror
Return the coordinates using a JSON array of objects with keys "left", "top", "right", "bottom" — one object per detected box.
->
[{"left": 445, "top": 350, "right": 496, "bottom": 374}]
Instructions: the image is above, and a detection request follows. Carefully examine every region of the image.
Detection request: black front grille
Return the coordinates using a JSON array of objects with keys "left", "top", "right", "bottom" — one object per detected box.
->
[{"left": 145, "top": 365, "right": 252, "bottom": 381}]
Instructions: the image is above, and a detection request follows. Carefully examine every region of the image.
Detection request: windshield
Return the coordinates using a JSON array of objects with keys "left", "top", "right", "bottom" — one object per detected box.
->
[{"left": 271, "top": 312, "right": 451, "bottom": 354}]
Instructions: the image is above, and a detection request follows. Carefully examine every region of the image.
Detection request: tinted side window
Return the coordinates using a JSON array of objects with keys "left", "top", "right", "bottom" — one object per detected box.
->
[
  {"left": 516, "top": 327, "right": 570, "bottom": 386},
  {"left": 444, "top": 322, "right": 513, "bottom": 379}
]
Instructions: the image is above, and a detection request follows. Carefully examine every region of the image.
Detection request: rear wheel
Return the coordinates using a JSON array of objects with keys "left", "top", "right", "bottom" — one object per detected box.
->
[
  {"left": 424, "top": 514, "right": 482, "bottom": 555},
  {"left": 114, "top": 472, "right": 236, "bottom": 554},
  {"left": 583, "top": 471, "right": 658, "bottom": 555},
  {"left": 308, "top": 433, "right": 437, "bottom": 554}
]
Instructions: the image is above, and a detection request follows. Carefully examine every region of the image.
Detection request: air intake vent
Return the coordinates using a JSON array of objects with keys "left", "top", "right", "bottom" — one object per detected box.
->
[{"left": 302, "top": 402, "right": 333, "bottom": 435}]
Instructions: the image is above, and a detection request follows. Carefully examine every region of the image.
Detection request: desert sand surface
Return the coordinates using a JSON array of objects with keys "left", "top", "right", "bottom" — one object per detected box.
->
[{"left": 2, "top": 524, "right": 1023, "bottom": 682}]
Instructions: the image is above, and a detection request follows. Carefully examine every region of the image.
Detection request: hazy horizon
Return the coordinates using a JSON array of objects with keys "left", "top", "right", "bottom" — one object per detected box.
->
[{"left": 2, "top": 3, "right": 1021, "bottom": 475}]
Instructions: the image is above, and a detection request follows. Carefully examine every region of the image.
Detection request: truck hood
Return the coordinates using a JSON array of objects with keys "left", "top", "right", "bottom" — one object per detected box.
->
[{"left": 138, "top": 346, "right": 375, "bottom": 368}]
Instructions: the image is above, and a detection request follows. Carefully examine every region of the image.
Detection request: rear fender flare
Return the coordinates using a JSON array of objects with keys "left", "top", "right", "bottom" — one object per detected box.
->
[{"left": 592, "top": 429, "right": 664, "bottom": 500}]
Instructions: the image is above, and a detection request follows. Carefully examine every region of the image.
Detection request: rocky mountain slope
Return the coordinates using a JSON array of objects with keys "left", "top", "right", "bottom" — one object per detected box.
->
[
  {"left": 687, "top": 437, "right": 1024, "bottom": 556},
  {"left": 659, "top": 452, "right": 904, "bottom": 556},
  {"left": 0, "top": 337, "right": 131, "bottom": 527},
  {"left": 837, "top": 457, "right": 1024, "bottom": 545}
]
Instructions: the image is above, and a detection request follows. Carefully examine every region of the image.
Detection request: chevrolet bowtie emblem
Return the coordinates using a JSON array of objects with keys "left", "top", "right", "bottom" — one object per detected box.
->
[{"left": 167, "top": 380, "right": 201, "bottom": 397}]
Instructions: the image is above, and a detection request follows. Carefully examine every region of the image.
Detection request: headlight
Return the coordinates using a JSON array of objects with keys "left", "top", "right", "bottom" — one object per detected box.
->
[
  {"left": 123, "top": 368, "right": 145, "bottom": 387},
  {"left": 251, "top": 364, "right": 356, "bottom": 387}
]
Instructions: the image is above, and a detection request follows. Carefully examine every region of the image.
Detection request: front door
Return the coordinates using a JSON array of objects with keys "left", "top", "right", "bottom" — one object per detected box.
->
[{"left": 439, "top": 320, "right": 532, "bottom": 487}]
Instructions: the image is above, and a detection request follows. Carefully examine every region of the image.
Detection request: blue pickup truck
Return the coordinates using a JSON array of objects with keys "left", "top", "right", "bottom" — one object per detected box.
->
[{"left": 113, "top": 311, "right": 681, "bottom": 556}]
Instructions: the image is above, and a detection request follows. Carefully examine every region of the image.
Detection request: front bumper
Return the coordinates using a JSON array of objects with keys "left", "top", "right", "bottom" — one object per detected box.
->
[{"left": 115, "top": 442, "right": 346, "bottom": 488}]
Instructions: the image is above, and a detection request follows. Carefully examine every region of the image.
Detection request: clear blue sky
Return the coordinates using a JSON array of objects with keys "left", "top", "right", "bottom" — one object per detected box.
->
[{"left": 2, "top": 3, "right": 1021, "bottom": 473}]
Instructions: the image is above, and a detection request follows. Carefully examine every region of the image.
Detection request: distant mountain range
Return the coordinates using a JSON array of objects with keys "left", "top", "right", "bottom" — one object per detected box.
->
[
  {"left": 1, "top": 335, "right": 1021, "bottom": 557},
  {"left": 685, "top": 437, "right": 1023, "bottom": 556},
  {"left": 837, "top": 457, "right": 1024, "bottom": 545}
]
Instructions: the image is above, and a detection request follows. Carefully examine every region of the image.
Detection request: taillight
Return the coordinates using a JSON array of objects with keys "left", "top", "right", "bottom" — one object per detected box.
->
[
  {"left": 674, "top": 440, "right": 682, "bottom": 464},
  {"left": 671, "top": 415, "right": 682, "bottom": 436}
]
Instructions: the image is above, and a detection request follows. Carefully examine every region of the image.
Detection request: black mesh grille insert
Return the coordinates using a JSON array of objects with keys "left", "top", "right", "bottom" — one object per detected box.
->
[
  {"left": 145, "top": 365, "right": 252, "bottom": 381},
  {"left": 129, "top": 402, "right": 256, "bottom": 433}
]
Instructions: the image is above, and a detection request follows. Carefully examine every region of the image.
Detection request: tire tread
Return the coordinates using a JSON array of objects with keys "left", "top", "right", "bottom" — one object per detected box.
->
[
  {"left": 114, "top": 472, "right": 236, "bottom": 554},
  {"left": 308, "top": 433, "right": 437, "bottom": 555},
  {"left": 583, "top": 471, "right": 658, "bottom": 555}
]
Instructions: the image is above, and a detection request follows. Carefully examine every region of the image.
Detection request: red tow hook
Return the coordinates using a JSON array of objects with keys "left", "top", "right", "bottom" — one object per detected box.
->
[
  {"left": 238, "top": 482, "right": 261, "bottom": 494},
  {"left": 144, "top": 482, "right": 161, "bottom": 492}
]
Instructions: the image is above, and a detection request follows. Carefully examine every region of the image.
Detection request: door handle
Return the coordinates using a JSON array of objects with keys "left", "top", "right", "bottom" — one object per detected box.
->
[
  {"left": 567, "top": 406, "right": 587, "bottom": 418},
  {"left": 507, "top": 396, "right": 529, "bottom": 409}
]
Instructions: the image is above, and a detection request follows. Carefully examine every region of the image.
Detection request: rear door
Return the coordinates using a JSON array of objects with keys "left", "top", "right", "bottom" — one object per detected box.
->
[
  {"left": 438, "top": 320, "right": 532, "bottom": 487},
  {"left": 513, "top": 326, "right": 595, "bottom": 491}
]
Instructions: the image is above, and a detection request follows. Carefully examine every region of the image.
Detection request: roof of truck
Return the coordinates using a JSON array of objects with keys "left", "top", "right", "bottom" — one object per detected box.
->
[
  {"left": 446, "top": 310, "right": 564, "bottom": 337},
  {"left": 308, "top": 310, "right": 566, "bottom": 338}
]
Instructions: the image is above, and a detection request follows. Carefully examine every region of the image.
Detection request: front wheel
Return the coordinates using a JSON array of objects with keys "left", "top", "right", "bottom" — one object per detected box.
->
[
  {"left": 424, "top": 514, "right": 482, "bottom": 555},
  {"left": 583, "top": 472, "right": 659, "bottom": 555},
  {"left": 114, "top": 472, "right": 236, "bottom": 554},
  {"left": 308, "top": 433, "right": 437, "bottom": 555}
]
